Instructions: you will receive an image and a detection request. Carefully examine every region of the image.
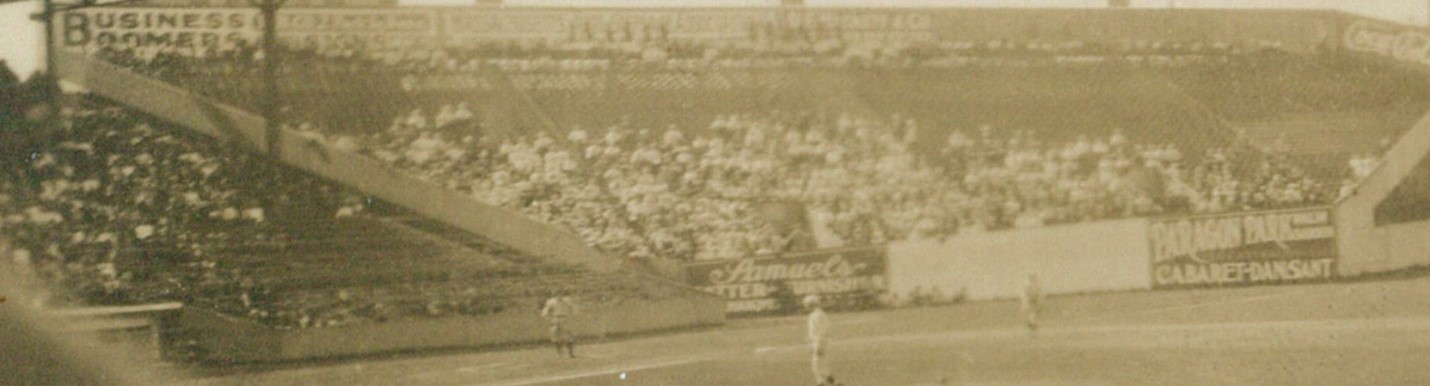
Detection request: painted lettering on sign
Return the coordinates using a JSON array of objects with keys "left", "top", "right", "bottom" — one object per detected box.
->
[
  {"left": 686, "top": 247, "right": 887, "bottom": 315},
  {"left": 1154, "top": 258, "right": 1335, "bottom": 286},
  {"left": 1148, "top": 207, "right": 1336, "bottom": 289},
  {"left": 1149, "top": 209, "right": 1333, "bottom": 264},
  {"left": 707, "top": 254, "right": 868, "bottom": 285},
  {"left": 1344, "top": 20, "right": 1430, "bottom": 68},
  {"left": 58, "top": 8, "right": 437, "bottom": 50}
]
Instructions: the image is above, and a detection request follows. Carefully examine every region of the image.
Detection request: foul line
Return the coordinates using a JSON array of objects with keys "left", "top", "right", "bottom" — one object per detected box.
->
[
  {"left": 1076, "top": 288, "right": 1314, "bottom": 324},
  {"left": 470, "top": 353, "right": 723, "bottom": 386}
]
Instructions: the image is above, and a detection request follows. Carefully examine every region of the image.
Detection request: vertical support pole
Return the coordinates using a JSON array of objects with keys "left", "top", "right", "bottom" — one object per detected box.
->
[{"left": 261, "top": 1, "right": 281, "bottom": 158}]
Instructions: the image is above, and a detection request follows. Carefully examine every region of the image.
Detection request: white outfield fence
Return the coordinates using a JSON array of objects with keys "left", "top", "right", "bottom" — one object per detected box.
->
[
  {"left": 884, "top": 207, "right": 1340, "bottom": 302},
  {"left": 888, "top": 218, "right": 1152, "bottom": 302}
]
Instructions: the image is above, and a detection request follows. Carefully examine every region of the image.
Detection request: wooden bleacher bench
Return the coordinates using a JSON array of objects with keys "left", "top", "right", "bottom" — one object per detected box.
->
[
  {"left": 58, "top": 317, "right": 155, "bottom": 333},
  {"left": 47, "top": 302, "right": 183, "bottom": 319},
  {"left": 45, "top": 302, "right": 184, "bottom": 360}
]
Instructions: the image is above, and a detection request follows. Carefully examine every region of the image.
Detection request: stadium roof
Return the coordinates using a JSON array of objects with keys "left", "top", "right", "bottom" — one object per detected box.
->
[{"left": 398, "top": 0, "right": 1427, "bottom": 26}]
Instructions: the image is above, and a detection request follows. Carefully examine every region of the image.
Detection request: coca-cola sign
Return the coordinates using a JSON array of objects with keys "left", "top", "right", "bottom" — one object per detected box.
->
[
  {"left": 1344, "top": 20, "right": 1430, "bottom": 68},
  {"left": 686, "top": 247, "right": 887, "bottom": 316}
]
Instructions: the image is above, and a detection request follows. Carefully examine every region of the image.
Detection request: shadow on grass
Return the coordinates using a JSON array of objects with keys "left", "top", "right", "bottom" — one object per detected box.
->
[{"left": 174, "top": 322, "right": 724, "bottom": 379}]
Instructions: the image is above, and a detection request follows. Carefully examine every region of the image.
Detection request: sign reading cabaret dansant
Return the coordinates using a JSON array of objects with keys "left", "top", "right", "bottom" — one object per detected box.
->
[
  {"left": 685, "top": 247, "right": 886, "bottom": 315},
  {"left": 1148, "top": 207, "right": 1336, "bottom": 289},
  {"left": 1344, "top": 20, "right": 1430, "bottom": 68}
]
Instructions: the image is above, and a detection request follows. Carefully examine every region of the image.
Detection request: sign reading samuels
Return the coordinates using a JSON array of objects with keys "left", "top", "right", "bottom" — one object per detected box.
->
[
  {"left": 685, "top": 247, "right": 886, "bottom": 315},
  {"left": 1148, "top": 207, "right": 1335, "bottom": 289}
]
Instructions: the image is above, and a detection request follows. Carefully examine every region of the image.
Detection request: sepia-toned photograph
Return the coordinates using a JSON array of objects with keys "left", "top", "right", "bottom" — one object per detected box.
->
[{"left": 2, "top": 0, "right": 1430, "bottom": 385}]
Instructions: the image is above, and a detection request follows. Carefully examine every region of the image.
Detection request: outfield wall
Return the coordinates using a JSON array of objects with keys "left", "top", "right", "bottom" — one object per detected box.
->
[
  {"left": 888, "top": 218, "right": 1151, "bottom": 301},
  {"left": 1335, "top": 110, "right": 1430, "bottom": 276},
  {"left": 684, "top": 246, "right": 887, "bottom": 316},
  {"left": 887, "top": 207, "right": 1342, "bottom": 300},
  {"left": 1148, "top": 207, "right": 1337, "bottom": 289},
  {"left": 183, "top": 295, "right": 725, "bottom": 362}
]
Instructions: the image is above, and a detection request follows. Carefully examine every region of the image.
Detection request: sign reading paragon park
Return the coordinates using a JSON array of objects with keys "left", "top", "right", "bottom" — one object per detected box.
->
[
  {"left": 685, "top": 247, "right": 887, "bottom": 315},
  {"left": 1148, "top": 207, "right": 1336, "bottom": 289}
]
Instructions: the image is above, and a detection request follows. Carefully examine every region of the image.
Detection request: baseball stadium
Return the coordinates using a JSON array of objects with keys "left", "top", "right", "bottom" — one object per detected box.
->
[{"left": 3, "top": 0, "right": 1430, "bottom": 385}]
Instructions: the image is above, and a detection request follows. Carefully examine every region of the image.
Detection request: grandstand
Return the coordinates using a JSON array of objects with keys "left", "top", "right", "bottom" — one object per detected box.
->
[
  {"left": 60, "top": 25, "right": 1430, "bottom": 262},
  {"left": 0, "top": 75, "right": 717, "bottom": 360},
  {"left": 5, "top": 2, "right": 1430, "bottom": 385}
]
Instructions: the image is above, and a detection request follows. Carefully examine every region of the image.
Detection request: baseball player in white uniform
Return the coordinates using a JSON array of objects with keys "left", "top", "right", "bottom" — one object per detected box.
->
[
  {"left": 805, "top": 295, "right": 838, "bottom": 386},
  {"left": 1020, "top": 274, "right": 1044, "bottom": 337},
  {"left": 541, "top": 292, "right": 577, "bottom": 358}
]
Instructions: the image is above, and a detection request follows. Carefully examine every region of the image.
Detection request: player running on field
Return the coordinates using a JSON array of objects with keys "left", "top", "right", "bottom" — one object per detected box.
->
[
  {"left": 1020, "top": 274, "right": 1044, "bottom": 337},
  {"left": 541, "top": 291, "right": 578, "bottom": 358},
  {"left": 805, "top": 295, "right": 840, "bottom": 386}
]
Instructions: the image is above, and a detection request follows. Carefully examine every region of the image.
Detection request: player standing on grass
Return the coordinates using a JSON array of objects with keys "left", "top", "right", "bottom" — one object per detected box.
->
[
  {"left": 805, "top": 295, "right": 839, "bottom": 386},
  {"left": 541, "top": 291, "right": 577, "bottom": 358},
  {"left": 1020, "top": 274, "right": 1044, "bottom": 337}
]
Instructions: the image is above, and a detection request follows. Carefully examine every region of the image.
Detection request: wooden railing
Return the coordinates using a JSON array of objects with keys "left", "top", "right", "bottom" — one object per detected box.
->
[{"left": 45, "top": 302, "right": 184, "bottom": 360}]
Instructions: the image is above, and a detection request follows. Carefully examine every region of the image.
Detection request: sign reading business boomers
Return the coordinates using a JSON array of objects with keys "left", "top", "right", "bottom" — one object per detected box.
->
[
  {"left": 1149, "top": 207, "right": 1335, "bottom": 289},
  {"left": 686, "top": 247, "right": 887, "bottom": 315},
  {"left": 58, "top": 8, "right": 437, "bottom": 51}
]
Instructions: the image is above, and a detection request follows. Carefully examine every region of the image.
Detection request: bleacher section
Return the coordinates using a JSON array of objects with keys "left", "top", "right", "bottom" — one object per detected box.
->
[
  {"left": 1158, "top": 53, "right": 1430, "bottom": 154},
  {"left": 55, "top": 50, "right": 617, "bottom": 272},
  {"left": 1, "top": 85, "right": 721, "bottom": 360},
  {"left": 99, "top": 52, "right": 1430, "bottom": 170}
]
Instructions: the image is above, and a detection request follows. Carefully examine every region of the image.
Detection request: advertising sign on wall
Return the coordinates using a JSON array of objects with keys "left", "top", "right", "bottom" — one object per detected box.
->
[
  {"left": 57, "top": 8, "right": 437, "bottom": 51},
  {"left": 56, "top": 7, "right": 1346, "bottom": 54},
  {"left": 1344, "top": 19, "right": 1430, "bottom": 69},
  {"left": 132, "top": 0, "right": 395, "bottom": 8},
  {"left": 685, "top": 246, "right": 887, "bottom": 316},
  {"left": 55, "top": 7, "right": 947, "bottom": 52},
  {"left": 1148, "top": 207, "right": 1336, "bottom": 289}
]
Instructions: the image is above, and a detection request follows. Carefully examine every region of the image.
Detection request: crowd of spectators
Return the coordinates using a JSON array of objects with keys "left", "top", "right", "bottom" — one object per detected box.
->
[
  {"left": 0, "top": 89, "right": 368, "bottom": 307},
  {"left": 69, "top": 37, "right": 1277, "bottom": 142},
  {"left": 4, "top": 28, "right": 1399, "bottom": 329},
  {"left": 2, "top": 62, "right": 701, "bottom": 330},
  {"left": 331, "top": 105, "right": 1342, "bottom": 260},
  {"left": 84, "top": 35, "right": 1279, "bottom": 90},
  {"left": 75, "top": 35, "right": 1327, "bottom": 139},
  {"left": 67, "top": 38, "right": 1375, "bottom": 260},
  {"left": 375, "top": 37, "right": 1269, "bottom": 74}
]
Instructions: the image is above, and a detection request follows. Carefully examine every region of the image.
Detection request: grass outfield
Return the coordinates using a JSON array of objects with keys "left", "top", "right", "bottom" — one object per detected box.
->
[{"left": 177, "top": 275, "right": 1430, "bottom": 386}]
